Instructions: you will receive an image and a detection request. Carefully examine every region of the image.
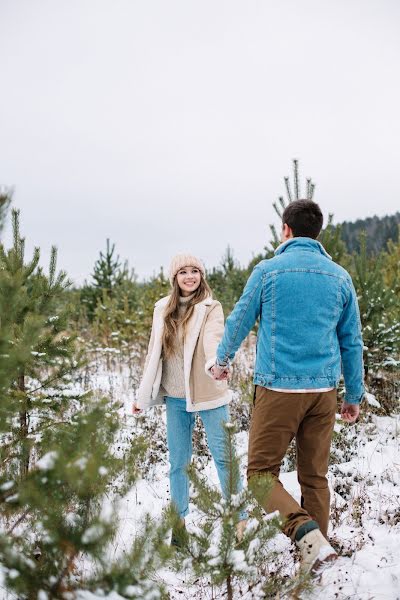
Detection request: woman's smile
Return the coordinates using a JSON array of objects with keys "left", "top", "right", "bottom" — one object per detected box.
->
[{"left": 176, "top": 267, "right": 201, "bottom": 296}]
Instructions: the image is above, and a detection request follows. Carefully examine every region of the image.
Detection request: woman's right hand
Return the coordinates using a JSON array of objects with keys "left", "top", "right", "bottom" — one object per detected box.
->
[{"left": 132, "top": 402, "right": 142, "bottom": 414}]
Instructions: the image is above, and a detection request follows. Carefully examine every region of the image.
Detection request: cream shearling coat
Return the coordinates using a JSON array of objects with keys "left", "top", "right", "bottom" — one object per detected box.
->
[{"left": 136, "top": 296, "right": 232, "bottom": 412}]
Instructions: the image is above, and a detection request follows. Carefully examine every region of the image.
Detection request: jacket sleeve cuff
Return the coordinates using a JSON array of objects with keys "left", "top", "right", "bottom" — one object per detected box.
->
[
  {"left": 216, "top": 355, "right": 230, "bottom": 368},
  {"left": 344, "top": 391, "right": 365, "bottom": 405}
]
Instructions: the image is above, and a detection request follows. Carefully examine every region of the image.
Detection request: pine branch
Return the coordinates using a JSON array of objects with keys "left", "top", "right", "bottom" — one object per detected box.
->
[
  {"left": 23, "top": 247, "right": 41, "bottom": 281},
  {"left": 6, "top": 509, "right": 30, "bottom": 535},
  {"left": 50, "top": 496, "right": 94, "bottom": 596},
  {"left": 273, "top": 200, "right": 283, "bottom": 219},
  {"left": 284, "top": 177, "right": 292, "bottom": 203},
  {"left": 49, "top": 246, "right": 57, "bottom": 287},
  {"left": 12, "top": 209, "right": 20, "bottom": 256},
  {"left": 306, "top": 178, "right": 312, "bottom": 200},
  {"left": 25, "top": 360, "right": 83, "bottom": 396},
  {"left": 0, "top": 190, "right": 12, "bottom": 236},
  {"left": 293, "top": 158, "right": 300, "bottom": 199}
]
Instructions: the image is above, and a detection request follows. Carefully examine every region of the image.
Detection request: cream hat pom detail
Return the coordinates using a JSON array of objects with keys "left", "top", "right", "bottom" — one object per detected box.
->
[{"left": 169, "top": 254, "right": 206, "bottom": 285}]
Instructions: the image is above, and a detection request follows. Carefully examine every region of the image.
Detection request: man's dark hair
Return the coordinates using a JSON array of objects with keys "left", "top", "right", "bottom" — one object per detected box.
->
[{"left": 282, "top": 199, "right": 323, "bottom": 239}]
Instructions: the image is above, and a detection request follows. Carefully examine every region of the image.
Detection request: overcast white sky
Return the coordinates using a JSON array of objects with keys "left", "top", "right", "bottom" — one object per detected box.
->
[{"left": 1, "top": 0, "right": 399, "bottom": 284}]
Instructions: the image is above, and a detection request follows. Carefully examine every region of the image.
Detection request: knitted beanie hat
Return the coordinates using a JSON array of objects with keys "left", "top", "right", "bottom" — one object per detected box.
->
[{"left": 169, "top": 254, "right": 206, "bottom": 285}]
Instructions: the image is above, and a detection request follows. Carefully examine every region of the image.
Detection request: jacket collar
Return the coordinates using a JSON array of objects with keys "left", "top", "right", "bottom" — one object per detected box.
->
[
  {"left": 274, "top": 237, "right": 332, "bottom": 260},
  {"left": 155, "top": 294, "right": 213, "bottom": 308}
]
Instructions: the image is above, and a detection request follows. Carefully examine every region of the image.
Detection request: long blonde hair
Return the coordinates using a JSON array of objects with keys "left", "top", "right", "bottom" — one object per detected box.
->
[{"left": 162, "top": 274, "right": 212, "bottom": 358}]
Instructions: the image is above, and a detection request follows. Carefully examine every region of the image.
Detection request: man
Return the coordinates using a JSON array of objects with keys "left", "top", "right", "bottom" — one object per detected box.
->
[{"left": 210, "top": 199, "right": 364, "bottom": 573}]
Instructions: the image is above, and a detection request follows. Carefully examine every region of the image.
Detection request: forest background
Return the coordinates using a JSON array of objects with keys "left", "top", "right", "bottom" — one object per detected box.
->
[{"left": 0, "top": 162, "right": 399, "bottom": 599}]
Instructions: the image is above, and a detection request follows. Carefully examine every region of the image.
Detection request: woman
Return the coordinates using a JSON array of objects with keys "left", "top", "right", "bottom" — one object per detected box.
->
[{"left": 134, "top": 254, "right": 246, "bottom": 545}]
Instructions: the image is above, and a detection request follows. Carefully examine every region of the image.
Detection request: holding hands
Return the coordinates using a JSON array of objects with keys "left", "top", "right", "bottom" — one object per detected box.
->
[{"left": 210, "top": 364, "right": 230, "bottom": 381}]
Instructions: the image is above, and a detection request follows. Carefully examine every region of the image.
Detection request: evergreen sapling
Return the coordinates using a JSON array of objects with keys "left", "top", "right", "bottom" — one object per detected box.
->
[
  {"left": 0, "top": 203, "right": 173, "bottom": 599},
  {"left": 174, "top": 423, "right": 311, "bottom": 599}
]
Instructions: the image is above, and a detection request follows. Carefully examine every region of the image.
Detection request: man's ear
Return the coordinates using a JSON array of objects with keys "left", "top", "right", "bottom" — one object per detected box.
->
[{"left": 282, "top": 223, "right": 293, "bottom": 241}]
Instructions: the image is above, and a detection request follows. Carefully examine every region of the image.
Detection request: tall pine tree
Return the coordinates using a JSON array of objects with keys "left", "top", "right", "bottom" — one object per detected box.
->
[
  {"left": 0, "top": 200, "right": 172, "bottom": 599},
  {"left": 0, "top": 208, "right": 78, "bottom": 476}
]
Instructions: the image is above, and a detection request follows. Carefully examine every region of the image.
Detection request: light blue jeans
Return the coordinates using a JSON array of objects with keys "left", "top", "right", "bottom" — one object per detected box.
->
[{"left": 165, "top": 397, "right": 246, "bottom": 519}]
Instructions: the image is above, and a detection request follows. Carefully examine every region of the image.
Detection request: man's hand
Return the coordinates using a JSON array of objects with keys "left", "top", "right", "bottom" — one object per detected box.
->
[
  {"left": 210, "top": 364, "right": 230, "bottom": 381},
  {"left": 341, "top": 402, "right": 360, "bottom": 423},
  {"left": 132, "top": 402, "right": 142, "bottom": 414}
]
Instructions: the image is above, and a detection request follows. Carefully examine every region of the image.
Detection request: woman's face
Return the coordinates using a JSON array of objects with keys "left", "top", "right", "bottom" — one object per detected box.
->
[{"left": 176, "top": 266, "right": 201, "bottom": 296}]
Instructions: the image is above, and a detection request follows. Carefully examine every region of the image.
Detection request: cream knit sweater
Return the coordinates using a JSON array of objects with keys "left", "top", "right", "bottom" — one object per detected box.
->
[{"left": 160, "top": 294, "right": 194, "bottom": 398}]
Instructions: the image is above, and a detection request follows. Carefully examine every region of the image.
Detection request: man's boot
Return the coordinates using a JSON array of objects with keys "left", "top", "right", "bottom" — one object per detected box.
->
[{"left": 296, "top": 529, "right": 337, "bottom": 573}]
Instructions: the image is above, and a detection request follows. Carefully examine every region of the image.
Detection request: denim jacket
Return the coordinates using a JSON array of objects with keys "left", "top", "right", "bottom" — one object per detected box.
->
[{"left": 217, "top": 238, "right": 365, "bottom": 404}]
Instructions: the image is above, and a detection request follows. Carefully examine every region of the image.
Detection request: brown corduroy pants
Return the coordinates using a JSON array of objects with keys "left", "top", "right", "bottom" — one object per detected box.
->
[{"left": 247, "top": 386, "right": 337, "bottom": 540}]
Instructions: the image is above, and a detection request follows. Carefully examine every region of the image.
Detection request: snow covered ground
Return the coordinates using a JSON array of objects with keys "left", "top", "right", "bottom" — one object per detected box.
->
[{"left": 81, "top": 351, "right": 400, "bottom": 599}]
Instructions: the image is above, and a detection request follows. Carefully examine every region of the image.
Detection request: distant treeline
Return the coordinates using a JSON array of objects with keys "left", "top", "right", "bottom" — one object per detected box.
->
[{"left": 338, "top": 212, "right": 400, "bottom": 255}]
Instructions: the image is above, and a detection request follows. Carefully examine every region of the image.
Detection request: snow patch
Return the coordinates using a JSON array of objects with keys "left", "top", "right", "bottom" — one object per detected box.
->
[
  {"left": 36, "top": 451, "right": 58, "bottom": 471},
  {"left": 365, "top": 392, "right": 381, "bottom": 408},
  {"left": 82, "top": 524, "right": 105, "bottom": 544}
]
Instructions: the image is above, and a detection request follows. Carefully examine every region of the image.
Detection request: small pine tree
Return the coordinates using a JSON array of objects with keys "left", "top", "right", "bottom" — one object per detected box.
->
[
  {"left": 92, "top": 238, "right": 125, "bottom": 293},
  {"left": 0, "top": 391, "right": 173, "bottom": 599},
  {"left": 267, "top": 159, "right": 349, "bottom": 266},
  {"left": 81, "top": 239, "right": 137, "bottom": 320},
  {"left": 135, "top": 268, "right": 171, "bottom": 346},
  {"left": 382, "top": 225, "right": 400, "bottom": 293},
  {"left": 79, "top": 264, "right": 169, "bottom": 362},
  {"left": 175, "top": 424, "right": 311, "bottom": 599},
  {"left": 352, "top": 231, "right": 400, "bottom": 378},
  {"left": 319, "top": 214, "right": 350, "bottom": 267},
  {"left": 267, "top": 159, "right": 315, "bottom": 251},
  {"left": 207, "top": 247, "right": 251, "bottom": 316},
  {"left": 90, "top": 512, "right": 173, "bottom": 599}
]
